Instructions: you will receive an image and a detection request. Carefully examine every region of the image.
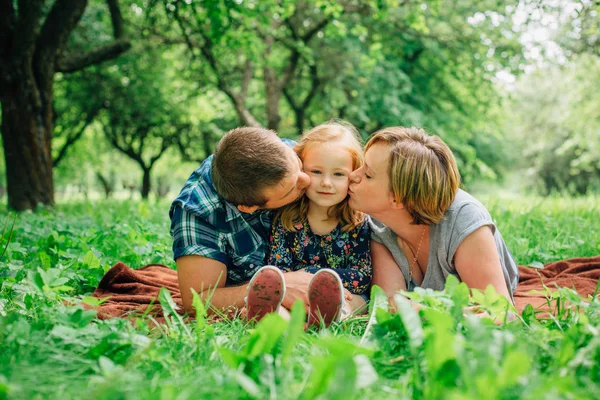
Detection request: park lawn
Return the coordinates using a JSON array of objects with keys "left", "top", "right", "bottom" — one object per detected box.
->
[{"left": 0, "top": 196, "right": 599, "bottom": 399}]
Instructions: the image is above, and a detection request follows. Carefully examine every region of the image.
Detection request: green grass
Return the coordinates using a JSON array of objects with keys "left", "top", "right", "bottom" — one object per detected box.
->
[{"left": 0, "top": 197, "right": 599, "bottom": 399}]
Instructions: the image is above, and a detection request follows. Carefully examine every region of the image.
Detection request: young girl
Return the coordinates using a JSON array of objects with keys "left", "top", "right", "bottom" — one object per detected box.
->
[{"left": 252, "top": 122, "right": 371, "bottom": 326}]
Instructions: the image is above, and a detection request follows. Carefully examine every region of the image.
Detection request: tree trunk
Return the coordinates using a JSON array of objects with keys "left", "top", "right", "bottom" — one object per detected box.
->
[
  {"left": 201, "top": 129, "right": 214, "bottom": 160},
  {"left": 141, "top": 167, "right": 151, "bottom": 199},
  {"left": 0, "top": 76, "right": 54, "bottom": 211},
  {"left": 264, "top": 66, "right": 281, "bottom": 131},
  {"left": 231, "top": 95, "right": 261, "bottom": 128},
  {"left": 294, "top": 109, "right": 305, "bottom": 137},
  {"left": 0, "top": 0, "right": 129, "bottom": 211}
]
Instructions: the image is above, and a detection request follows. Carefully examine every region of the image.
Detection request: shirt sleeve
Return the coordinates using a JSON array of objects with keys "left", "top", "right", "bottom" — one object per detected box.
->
[
  {"left": 447, "top": 201, "right": 496, "bottom": 265},
  {"left": 368, "top": 217, "right": 387, "bottom": 244},
  {"left": 306, "top": 221, "right": 372, "bottom": 295},
  {"left": 169, "top": 204, "right": 229, "bottom": 265}
]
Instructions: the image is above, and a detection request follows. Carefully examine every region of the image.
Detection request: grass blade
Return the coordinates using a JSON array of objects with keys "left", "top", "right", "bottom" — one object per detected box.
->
[{"left": 360, "top": 285, "right": 388, "bottom": 344}]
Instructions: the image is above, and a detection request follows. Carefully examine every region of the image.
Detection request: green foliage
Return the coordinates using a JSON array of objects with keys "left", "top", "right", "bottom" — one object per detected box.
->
[
  {"left": 1, "top": 197, "right": 599, "bottom": 398},
  {"left": 127, "top": 0, "right": 525, "bottom": 184},
  {"left": 480, "top": 194, "right": 600, "bottom": 265},
  {"left": 505, "top": 54, "right": 600, "bottom": 195},
  {"left": 555, "top": 0, "right": 600, "bottom": 57}
]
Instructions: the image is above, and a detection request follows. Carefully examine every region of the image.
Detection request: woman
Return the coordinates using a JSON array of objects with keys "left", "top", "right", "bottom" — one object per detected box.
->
[{"left": 348, "top": 127, "right": 518, "bottom": 305}]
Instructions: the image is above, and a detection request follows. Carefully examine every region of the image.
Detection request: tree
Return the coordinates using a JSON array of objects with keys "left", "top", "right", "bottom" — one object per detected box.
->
[
  {"left": 506, "top": 54, "right": 600, "bottom": 194},
  {"left": 144, "top": 0, "right": 524, "bottom": 184},
  {"left": 53, "top": 69, "right": 107, "bottom": 168},
  {"left": 146, "top": 0, "right": 366, "bottom": 132},
  {"left": 287, "top": 0, "right": 524, "bottom": 183},
  {"left": 0, "top": 0, "right": 130, "bottom": 211},
  {"left": 98, "top": 47, "right": 192, "bottom": 199},
  {"left": 556, "top": 0, "right": 599, "bottom": 57}
]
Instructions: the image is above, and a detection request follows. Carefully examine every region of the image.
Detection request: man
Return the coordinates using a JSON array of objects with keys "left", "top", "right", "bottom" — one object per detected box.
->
[{"left": 170, "top": 127, "right": 312, "bottom": 313}]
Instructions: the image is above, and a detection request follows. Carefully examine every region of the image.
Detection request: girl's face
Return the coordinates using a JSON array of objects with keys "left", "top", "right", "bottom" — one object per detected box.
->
[
  {"left": 348, "top": 142, "right": 395, "bottom": 215},
  {"left": 302, "top": 142, "right": 353, "bottom": 209}
]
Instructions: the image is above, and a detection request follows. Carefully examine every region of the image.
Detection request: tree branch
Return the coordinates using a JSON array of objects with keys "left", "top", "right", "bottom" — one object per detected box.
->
[
  {"left": 106, "top": 128, "right": 145, "bottom": 167},
  {"left": 280, "top": 39, "right": 300, "bottom": 89},
  {"left": 106, "top": 0, "right": 125, "bottom": 38},
  {"left": 283, "top": 87, "right": 298, "bottom": 112},
  {"left": 53, "top": 104, "right": 103, "bottom": 167},
  {"left": 56, "top": 39, "right": 131, "bottom": 72},
  {"left": 301, "top": 17, "right": 331, "bottom": 43},
  {"left": 55, "top": 0, "right": 131, "bottom": 73},
  {"left": 36, "top": 0, "right": 88, "bottom": 68},
  {"left": 279, "top": 16, "right": 330, "bottom": 93},
  {"left": 11, "top": 0, "right": 44, "bottom": 57},
  {"left": 240, "top": 58, "right": 253, "bottom": 101},
  {"left": 171, "top": 1, "right": 197, "bottom": 58},
  {"left": 148, "top": 136, "right": 172, "bottom": 167},
  {"left": 302, "top": 64, "right": 321, "bottom": 109}
]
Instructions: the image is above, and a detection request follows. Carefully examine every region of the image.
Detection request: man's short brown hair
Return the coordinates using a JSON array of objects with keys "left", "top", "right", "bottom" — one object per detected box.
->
[{"left": 211, "top": 127, "right": 291, "bottom": 207}]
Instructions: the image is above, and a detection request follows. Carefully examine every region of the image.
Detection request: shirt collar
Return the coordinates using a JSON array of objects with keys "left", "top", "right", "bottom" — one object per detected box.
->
[{"left": 224, "top": 201, "right": 242, "bottom": 222}]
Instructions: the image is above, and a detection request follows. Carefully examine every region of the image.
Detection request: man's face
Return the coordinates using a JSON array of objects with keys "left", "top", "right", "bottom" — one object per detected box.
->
[{"left": 260, "top": 145, "right": 311, "bottom": 210}]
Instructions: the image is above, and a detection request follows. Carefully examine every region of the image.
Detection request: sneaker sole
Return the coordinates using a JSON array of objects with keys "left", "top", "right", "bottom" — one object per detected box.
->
[
  {"left": 308, "top": 269, "right": 343, "bottom": 327},
  {"left": 246, "top": 267, "right": 285, "bottom": 322}
]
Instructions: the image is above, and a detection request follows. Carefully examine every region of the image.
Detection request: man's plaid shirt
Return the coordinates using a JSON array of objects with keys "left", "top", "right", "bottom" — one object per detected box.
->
[{"left": 169, "top": 140, "right": 295, "bottom": 285}]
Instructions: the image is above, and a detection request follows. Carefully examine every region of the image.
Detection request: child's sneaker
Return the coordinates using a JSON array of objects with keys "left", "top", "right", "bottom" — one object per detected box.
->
[
  {"left": 245, "top": 266, "right": 286, "bottom": 322},
  {"left": 307, "top": 269, "right": 344, "bottom": 327}
]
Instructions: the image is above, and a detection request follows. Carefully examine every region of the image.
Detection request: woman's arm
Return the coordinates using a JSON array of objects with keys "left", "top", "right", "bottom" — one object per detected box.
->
[
  {"left": 453, "top": 225, "right": 513, "bottom": 303},
  {"left": 371, "top": 240, "right": 407, "bottom": 298}
]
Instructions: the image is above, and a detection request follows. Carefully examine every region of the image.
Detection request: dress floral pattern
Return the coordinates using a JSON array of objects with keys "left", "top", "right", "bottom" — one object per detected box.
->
[{"left": 267, "top": 218, "right": 372, "bottom": 295}]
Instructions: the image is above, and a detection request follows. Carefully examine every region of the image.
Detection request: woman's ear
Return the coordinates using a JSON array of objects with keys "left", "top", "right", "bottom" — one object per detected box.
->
[{"left": 389, "top": 193, "right": 404, "bottom": 210}]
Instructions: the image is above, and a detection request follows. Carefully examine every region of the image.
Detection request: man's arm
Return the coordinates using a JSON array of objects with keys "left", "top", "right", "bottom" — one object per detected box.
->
[{"left": 176, "top": 255, "right": 246, "bottom": 314}]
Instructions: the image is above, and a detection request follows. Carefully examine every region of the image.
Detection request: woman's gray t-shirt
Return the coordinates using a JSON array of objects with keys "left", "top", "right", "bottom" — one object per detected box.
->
[{"left": 370, "top": 189, "right": 519, "bottom": 295}]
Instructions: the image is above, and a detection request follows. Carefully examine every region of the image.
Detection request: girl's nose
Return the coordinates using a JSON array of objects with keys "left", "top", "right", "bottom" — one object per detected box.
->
[{"left": 321, "top": 177, "right": 332, "bottom": 187}]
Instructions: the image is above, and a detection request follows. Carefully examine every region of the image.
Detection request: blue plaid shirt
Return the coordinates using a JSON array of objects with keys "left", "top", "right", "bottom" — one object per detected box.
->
[{"left": 169, "top": 139, "right": 295, "bottom": 285}]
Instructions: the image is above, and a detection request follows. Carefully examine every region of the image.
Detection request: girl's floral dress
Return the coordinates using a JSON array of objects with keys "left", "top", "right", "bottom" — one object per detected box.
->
[{"left": 267, "top": 217, "right": 372, "bottom": 296}]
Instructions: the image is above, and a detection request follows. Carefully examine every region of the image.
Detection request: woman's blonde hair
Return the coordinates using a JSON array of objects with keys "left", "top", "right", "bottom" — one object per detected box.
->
[
  {"left": 277, "top": 121, "right": 365, "bottom": 232},
  {"left": 366, "top": 127, "right": 461, "bottom": 225}
]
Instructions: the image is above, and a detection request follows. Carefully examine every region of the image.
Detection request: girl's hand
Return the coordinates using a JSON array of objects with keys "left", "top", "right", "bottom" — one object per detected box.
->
[{"left": 344, "top": 289, "right": 353, "bottom": 302}]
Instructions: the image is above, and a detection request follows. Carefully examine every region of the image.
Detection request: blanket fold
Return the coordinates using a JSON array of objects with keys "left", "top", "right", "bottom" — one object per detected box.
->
[
  {"left": 93, "top": 263, "right": 181, "bottom": 320},
  {"left": 513, "top": 255, "right": 600, "bottom": 312},
  {"left": 91, "top": 256, "right": 600, "bottom": 320}
]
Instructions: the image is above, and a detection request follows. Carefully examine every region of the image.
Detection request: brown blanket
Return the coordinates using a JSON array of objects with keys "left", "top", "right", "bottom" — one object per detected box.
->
[
  {"left": 514, "top": 255, "right": 600, "bottom": 312},
  {"left": 91, "top": 257, "right": 600, "bottom": 320},
  {"left": 92, "top": 263, "right": 181, "bottom": 321}
]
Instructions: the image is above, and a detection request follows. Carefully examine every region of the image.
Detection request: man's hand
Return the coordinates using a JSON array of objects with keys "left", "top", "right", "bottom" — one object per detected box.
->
[
  {"left": 281, "top": 270, "right": 314, "bottom": 310},
  {"left": 281, "top": 270, "right": 354, "bottom": 311}
]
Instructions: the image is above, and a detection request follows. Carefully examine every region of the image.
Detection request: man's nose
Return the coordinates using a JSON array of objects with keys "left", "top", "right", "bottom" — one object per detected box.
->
[{"left": 299, "top": 171, "right": 310, "bottom": 189}]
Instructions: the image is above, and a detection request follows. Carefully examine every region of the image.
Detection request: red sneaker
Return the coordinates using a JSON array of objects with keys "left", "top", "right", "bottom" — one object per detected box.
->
[
  {"left": 307, "top": 269, "right": 344, "bottom": 327},
  {"left": 245, "top": 266, "right": 285, "bottom": 322}
]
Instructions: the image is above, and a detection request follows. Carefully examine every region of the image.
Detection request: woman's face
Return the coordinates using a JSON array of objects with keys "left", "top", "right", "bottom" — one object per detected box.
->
[{"left": 348, "top": 142, "right": 395, "bottom": 215}]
